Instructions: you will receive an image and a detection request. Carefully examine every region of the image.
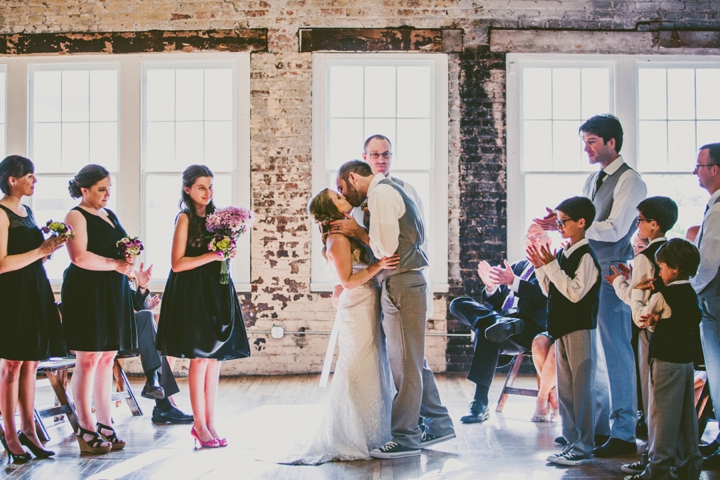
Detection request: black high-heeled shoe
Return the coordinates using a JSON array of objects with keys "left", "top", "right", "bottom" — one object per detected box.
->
[
  {"left": 0, "top": 434, "right": 32, "bottom": 464},
  {"left": 18, "top": 431, "right": 54, "bottom": 458}
]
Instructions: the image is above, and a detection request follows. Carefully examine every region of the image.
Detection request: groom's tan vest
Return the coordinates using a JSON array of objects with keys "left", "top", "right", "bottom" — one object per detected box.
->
[{"left": 375, "top": 178, "right": 428, "bottom": 282}]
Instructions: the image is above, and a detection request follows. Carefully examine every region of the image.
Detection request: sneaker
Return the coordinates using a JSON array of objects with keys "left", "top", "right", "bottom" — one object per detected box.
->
[
  {"left": 370, "top": 441, "right": 421, "bottom": 459},
  {"left": 546, "top": 451, "right": 564, "bottom": 462},
  {"left": 151, "top": 406, "right": 194, "bottom": 425},
  {"left": 421, "top": 432, "right": 456, "bottom": 448},
  {"left": 621, "top": 460, "right": 647, "bottom": 474},
  {"left": 624, "top": 475, "right": 643, "bottom": 480},
  {"left": 551, "top": 452, "right": 592, "bottom": 466}
]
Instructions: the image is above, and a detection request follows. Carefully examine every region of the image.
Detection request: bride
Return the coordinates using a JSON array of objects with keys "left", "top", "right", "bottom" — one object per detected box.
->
[{"left": 284, "top": 188, "right": 398, "bottom": 465}]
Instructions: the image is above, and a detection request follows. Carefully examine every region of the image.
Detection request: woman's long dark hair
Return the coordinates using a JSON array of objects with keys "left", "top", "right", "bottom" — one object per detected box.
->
[
  {"left": 180, "top": 165, "right": 216, "bottom": 248},
  {"left": 308, "top": 188, "right": 370, "bottom": 265}
]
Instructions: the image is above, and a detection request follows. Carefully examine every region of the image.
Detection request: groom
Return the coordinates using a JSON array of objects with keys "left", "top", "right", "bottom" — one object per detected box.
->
[{"left": 335, "top": 160, "right": 455, "bottom": 459}]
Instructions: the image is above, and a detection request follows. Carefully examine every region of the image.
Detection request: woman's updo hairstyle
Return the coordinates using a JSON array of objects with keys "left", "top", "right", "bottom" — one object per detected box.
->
[
  {"left": 0, "top": 155, "right": 34, "bottom": 194},
  {"left": 68, "top": 164, "right": 110, "bottom": 199}
]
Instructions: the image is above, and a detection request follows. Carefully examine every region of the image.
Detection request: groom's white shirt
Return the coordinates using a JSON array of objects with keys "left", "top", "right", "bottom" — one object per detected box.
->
[{"left": 367, "top": 173, "right": 405, "bottom": 259}]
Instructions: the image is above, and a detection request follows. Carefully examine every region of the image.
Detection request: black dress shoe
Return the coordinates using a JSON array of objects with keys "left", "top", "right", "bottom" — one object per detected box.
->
[
  {"left": 594, "top": 434, "right": 610, "bottom": 446},
  {"left": 141, "top": 382, "right": 165, "bottom": 400},
  {"left": 152, "top": 406, "right": 194, "bottom": 425},
  {"left": 485, "top": 318, "right": 524, "bottom": 343},
  {"left": 700, "top": 441, "right": 720, "bottom": 457},
  {"left": 460, "top": 401, "right": 489, "bottom": 424},
  {"left": 704, "top": 449, "right": 720, "bottom": 469},
  {"left": 593, "top": 438, "right": 637, "bottom": 457}
]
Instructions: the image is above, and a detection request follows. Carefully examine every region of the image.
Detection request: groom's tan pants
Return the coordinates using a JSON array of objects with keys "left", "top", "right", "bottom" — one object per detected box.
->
[{"left": 381, "top": 271, "right": 453, "bottom": 449}]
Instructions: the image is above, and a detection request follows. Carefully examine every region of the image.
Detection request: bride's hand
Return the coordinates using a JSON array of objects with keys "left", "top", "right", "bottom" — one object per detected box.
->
[{"left": 377, "top": 254, "right": 400, "bottom": 270}]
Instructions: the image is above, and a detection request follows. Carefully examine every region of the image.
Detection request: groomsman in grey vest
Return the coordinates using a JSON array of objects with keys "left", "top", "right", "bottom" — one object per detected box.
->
[
  {"left": 689, "top": 143, "right": 720, "bottom": 465},
  {"left": 335, "top": 160, "right": 455, "bottom": 459},
  {"left": 535, "top": 115, "right": 647, "bottom": 457}
]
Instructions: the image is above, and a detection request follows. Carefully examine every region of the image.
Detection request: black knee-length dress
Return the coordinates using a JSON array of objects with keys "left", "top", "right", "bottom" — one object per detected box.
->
[
  {"left": 61, "top": 207, "right": 136, "bottom": 352},
  {"left": 156, "top": 220, "right": 250, "bottom": 360},
  {"left": 0, "top": 204, "right": 66, "bottom": 360}
]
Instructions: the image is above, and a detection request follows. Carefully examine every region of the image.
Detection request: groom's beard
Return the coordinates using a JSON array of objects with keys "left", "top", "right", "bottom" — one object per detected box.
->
[{"left": 344, "top": 183, "right": 365, "bottom": 208}]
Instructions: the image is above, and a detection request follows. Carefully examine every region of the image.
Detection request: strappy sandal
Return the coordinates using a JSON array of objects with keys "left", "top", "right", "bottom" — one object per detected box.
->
[
  {"left": 531, "top": 396, "right": 552, "bottom": 422},
  {"left": 76, "top": 426, "right": 112, "bottom": 454},
  {"left": 97, "top": 422, "right": 126, "bottom": 450}
]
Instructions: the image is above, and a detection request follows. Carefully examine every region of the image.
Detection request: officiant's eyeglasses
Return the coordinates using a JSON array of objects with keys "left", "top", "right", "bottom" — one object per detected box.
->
[
  {"left": 524, "top": 234, "right": 548, "bottom": 242},
  {"left": 366, "top": 151, "right": 392, "bottom": 159}
]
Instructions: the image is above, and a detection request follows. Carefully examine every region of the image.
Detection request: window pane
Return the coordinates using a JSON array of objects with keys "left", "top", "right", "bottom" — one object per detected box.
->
[
  {"left": 61, "top": 123, "right": 90, "bottom": 171},
  {"left": 145, "top": 122, "right": 175, "bottom": 172},
  {"left": 638, "top": 121, "right": 667, "bottom": 172},
  {"left": 204, "top": 121, "right": 234, "bottom": 172},
  {"left": 393, "top": 173, "right": 430, "bottom": 226},
  {"left": 175, "top": 121, "right": 204, "bottom": 166},
  {"left": 696, "top": 69, "right": 720, "bottom": 120},
  {"left": 146, "top": 69, "right": 175, "bottom": 122},
  {"left": 667, "top": 69, "right": 695, "bottom": 120},
  {"left": 552, "top": 120, "right": 583, "bottom": 171},
  {"left": 552, "top": 68, "right": 580, "bottom": 120},
  {"left": 397, "top": 66, "right": 431, "bottom": 118},
  {"left": 33, "top": 71, "right": 62, "bottom": 123},
  {"left": 667, "top": 121, "right": 696, "bottom": 172},
  {"left": 176, "top": 69, "right": 204, "bottom": 121},
  {"left": 523, "top": 68, "right": 551, "bottom": 120},
  {"left": 62, "top": 70, "right": 90, "bottom": 122},
  {"left": 643, "top": 173, "right": 707, "bottom": 239},
  {"left": 89, "top": 122, "right": 118, "bottom": 169},
  {"left": 329, "top": 66, "right": 363, "bottom": 118},
  {"left": 522, "top": 120, "right": 552, "bottom": 171},
  {"left": 363, "top": 119, "right": 395, "bottom": 148},
  {"left": 90, "top": 70, "right": 118, "bottom": 122},
  {"left": 204, "top": 69, "right": 233, "bottom": 121},
  {"left": 328, "top": 118, "right": 363, "bottom": 170},
  {"left": 638, "top": 69, "right": 667, "bottom": 120},
  {"left": 697, "top": 121, "right": 720, "bottom": 151},
  {"left": 364, "top": 66, "right": 395, "bottom": 118},
  {"left": 581, "top": 68, "right": 611, "bottom": 118},
  {"left": 395, "top": 119, "right": 431, "bottom": 170},
  {"left": 0, "top": 70, "right": 6, "bottom": 124},
  {"left": 33, "top": 123, "right": 62, "bottom": 171}
]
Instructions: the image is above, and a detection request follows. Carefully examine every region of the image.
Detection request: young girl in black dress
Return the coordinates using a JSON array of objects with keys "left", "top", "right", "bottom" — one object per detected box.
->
[
  {"left": 156, "top": 165, "right": 250, "bottom": 449},
  {"left": 62, "top": 164, "right": 136, "bottom": 454},
  {"left": 0, "top": 156, "right": 67, "bottom": 463}
]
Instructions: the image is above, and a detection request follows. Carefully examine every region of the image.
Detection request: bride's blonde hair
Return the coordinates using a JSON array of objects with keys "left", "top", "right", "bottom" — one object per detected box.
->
[{"left": 308, "top": 188, "right": 370, "bottom": 265}]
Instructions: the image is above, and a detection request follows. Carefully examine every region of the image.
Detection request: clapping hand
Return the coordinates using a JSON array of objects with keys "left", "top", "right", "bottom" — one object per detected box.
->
[
  {"left": 489, "top": 260, "right": 515, "bottom": 286},
  {"left": 637, "top": 312, "right": 660, "bottom": 330},
  {"left": 533, "top": 207, "right": 559, "bottom": 231},
  {"left": 134, "top": 262, "right": 153, "bottom": 289},
  {"left": 635, "top": 278, "right": 656, "bottom": 292},
  {"left": 145, "top": 294, "right": 160, "bottom": 310},
  {"left": 477, "top": 260, "right": 498, "bottom": 290},
  {"left": 526, "top": 244, "right": 555, "bottom": 268},
  {"left": 604, "top": 265, "right": 623, "bottom": 285}
]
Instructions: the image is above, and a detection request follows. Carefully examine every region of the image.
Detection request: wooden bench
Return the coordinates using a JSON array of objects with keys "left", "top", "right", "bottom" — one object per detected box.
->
[
  {"left": 496, "top": 352, "right": 540, "bottom": 412},
  {"left": 36, "top": 358, "right": 80, "bottom": 439}
]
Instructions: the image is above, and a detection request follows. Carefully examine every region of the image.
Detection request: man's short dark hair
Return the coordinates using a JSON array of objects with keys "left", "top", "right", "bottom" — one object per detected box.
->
[
  {"left": 655, "top": 238, "right": 701, "bottom": 278},
  {"left": 364, "top": 134, "right": 393, "bottom": 152},
  {"left": 636, "top": 196, "right": 679, "bottom": 234},
  {"left": 579, "top": 114, "right": 624, "bottom": 154},
  {"left": 337, "top": 160, "right": 374, "bottom": 184},
  {"left": 700, "top": 142, "right": 720, "bottom": 166},
  {"left": 555, "top": 196, "right": 596, "bottom": 230}
]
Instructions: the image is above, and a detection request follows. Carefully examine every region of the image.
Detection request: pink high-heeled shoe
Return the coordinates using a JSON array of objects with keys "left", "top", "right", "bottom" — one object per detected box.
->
[
  {"left": 216, "top": 437, "right": 228, "bottom": 447},
  {"left": 190, "top": 427, "right": 220, "bottom": 448}
]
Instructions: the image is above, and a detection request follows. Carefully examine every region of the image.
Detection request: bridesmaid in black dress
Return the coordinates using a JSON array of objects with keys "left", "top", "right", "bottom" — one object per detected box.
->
[
  {"left": 156, "top": 165, "right": 250, "bottom": 448},
  {"left": 62, "top": 164, "right": 136, "bottom": 455},
  {"left": 0, "top": 156, "right": 67, "bottom": 464}
]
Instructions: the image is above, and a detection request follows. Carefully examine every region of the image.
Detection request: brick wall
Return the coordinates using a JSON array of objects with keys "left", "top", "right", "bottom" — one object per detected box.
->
[{"left": 3, "top": 0, "right": 719, "bottom": 376}]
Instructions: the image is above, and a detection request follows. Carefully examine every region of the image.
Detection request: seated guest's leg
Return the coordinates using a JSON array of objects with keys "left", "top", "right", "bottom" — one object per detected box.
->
[
  {"left": 449, "top": 297, "right": 497, "bottom": 330},
  {"left": 135, "top": 310, "right": 165, "bottom": 400}
]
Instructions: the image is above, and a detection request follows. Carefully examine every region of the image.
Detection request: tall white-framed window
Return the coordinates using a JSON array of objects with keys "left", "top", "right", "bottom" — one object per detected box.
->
[
  {"left": 0, "top": 53, "right": 251, "bottom": 290},
  {"left": 507, "top": 54, "right": 717, "bottom": 260},
  {"left": 310, "top": 53, "right": 449, "bottom": 292},
  {"left": 0, "top": 65, "right": 7, "bottom": 157}
]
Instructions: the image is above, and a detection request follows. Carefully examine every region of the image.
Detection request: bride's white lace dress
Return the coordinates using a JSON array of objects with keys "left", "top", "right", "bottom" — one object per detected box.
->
[{"left": 283, "top": 264, "right": 394, "bottom": 465}]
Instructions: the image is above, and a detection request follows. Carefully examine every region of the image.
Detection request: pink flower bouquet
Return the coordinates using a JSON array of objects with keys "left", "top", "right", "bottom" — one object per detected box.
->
[
  {"left": 42, "top": 220, "right": 75, "bottom": 240},
  {"left": 116, "top": 236, "right": 144, "bottom": 259},
  {"left": 206, "top": 206, "right": 254, "bottom": 284}
]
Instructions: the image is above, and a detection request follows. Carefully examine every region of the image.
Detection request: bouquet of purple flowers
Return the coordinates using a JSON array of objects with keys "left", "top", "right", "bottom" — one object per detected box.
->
[
  {"left": 116, "top": 236, "right": 144, "bottom": 259},
  {"left": 42, "top": 220, "right": 75, "bottom": 240},
  {"left": 206, "top": 206, "right": 254, "bottom": 284}
]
